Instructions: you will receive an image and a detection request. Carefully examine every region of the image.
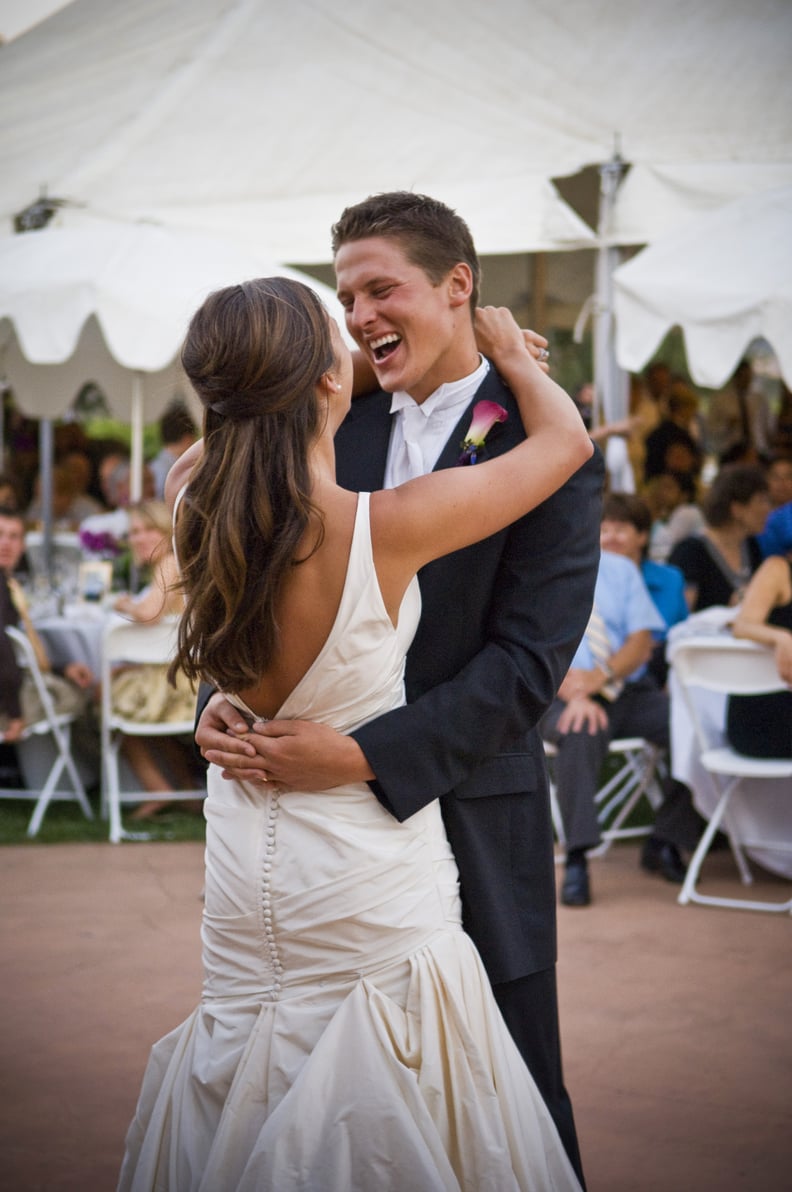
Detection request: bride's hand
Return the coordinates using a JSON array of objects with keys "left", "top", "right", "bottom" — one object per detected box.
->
[
  {"left": 474, "top": 308, "right": 550, "bottom": 373},
  {"left": 522, "top": 327, "right": 550, "bottom": 373}
]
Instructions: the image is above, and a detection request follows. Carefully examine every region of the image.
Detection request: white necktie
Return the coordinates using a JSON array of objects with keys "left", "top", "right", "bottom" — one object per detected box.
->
[
  {"left": 389, "top": 404, "right": 428, "bottom": 485},
  {"left": 6, "top": 577, "right": 52, "bottom": 673},
  {"left": 585, "top": 605, "right": 623, "bottom": 701}
]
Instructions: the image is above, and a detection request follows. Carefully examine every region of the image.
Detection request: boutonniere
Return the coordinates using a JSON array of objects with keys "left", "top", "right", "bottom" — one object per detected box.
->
[{"left": 457, "top": 400, "right": 508, "bottom": 465}]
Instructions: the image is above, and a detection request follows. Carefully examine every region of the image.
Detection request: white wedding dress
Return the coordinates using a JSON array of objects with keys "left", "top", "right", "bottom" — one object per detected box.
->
[{"left": 119, "top": 494, "right": 581, "bottom": 1192}]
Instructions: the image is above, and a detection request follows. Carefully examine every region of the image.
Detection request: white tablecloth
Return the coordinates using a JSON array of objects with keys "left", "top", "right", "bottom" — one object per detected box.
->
[{"left": 33, "top": 604, "right": 112, "bottom": 680}]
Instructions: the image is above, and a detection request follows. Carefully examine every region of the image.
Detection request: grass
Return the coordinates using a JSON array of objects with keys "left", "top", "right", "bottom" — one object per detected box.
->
[
  {"left": 0, "top": 786, "right": 206, "bottom": 846},
  {"left": 0, "top": 748, "right": 654, "bottom": 847},
  {"left": 0, "top": 741, "right": 206, "bottom": 845}
]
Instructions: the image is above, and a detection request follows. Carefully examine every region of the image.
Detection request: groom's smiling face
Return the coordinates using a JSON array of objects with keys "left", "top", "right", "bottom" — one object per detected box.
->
[{"left": 335, "top": 236, "right": 474, "bottom": 405}]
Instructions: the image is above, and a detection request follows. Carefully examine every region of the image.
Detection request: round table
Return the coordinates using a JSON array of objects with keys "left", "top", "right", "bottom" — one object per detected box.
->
[{"left": 33, "top": 603, "right": 111, "bottom": 680}]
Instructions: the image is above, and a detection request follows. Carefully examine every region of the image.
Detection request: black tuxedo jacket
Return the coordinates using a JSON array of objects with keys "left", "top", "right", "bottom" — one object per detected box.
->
[{"left": 335, "top": 366, "right": 604, "bottom": 983}]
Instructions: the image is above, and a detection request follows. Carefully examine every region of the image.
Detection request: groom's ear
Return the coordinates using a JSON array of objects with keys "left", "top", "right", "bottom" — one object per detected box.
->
[{"left": 446, "top": 263, "right": 474, "bottom": 309}]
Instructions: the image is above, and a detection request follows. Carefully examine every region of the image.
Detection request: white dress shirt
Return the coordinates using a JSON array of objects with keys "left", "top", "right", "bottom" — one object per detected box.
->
[{"left": 383, "top": 357, "right": 490, "bottom": 488}]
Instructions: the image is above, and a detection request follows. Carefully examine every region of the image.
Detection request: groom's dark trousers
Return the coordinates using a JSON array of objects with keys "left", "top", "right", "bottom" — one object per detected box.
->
[{"left": 334, "top": 367, "right": 604, "bottom": 1186}]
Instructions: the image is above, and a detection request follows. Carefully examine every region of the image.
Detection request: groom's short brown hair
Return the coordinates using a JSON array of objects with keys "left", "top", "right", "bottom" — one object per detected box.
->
[{"left": 331, "top": 191, "right": 481, "bottom": 310}]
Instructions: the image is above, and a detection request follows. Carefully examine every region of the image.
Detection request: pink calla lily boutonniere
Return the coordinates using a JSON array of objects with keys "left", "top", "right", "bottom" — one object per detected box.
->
[{"left": 457, "top": 400, "right": 508, "bottom": 465}]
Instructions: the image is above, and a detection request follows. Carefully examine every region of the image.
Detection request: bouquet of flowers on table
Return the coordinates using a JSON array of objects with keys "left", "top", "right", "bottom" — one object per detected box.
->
[
  {"left": 79, "top": 528, "right": 121, "bottom": 558},
  {"left": 78, "top": 528, "right": 131, "bottom": 592}
]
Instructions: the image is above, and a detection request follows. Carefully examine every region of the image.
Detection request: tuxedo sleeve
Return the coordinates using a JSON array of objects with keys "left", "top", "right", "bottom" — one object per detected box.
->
[
  {"left": 193, "top": 680, "right": 215, "bottom": 762},
  {"left": 351, "top": 449, "right": 604, "bottom": 821}
]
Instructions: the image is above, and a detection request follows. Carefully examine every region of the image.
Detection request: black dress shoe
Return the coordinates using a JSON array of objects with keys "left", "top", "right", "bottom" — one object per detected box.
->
[
  {"left": 640, "top": 836, "right": 687, "bottom": 884},
  {"left": 561, "top": 860, "right": 591, "bottom": 906}
]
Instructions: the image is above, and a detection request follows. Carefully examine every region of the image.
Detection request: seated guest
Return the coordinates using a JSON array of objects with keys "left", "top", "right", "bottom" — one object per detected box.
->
[
  {"left": 643, "top": 382, "right": 703, "bottom": 485},
  {"left": 4, "top": 406, "right": 39, "bottom": 507},
  {"left": 0, "top": 506, "right": 95, "bottom": 744},
  {"left": 88, "top": 440, "right": 129, "bottom": 508},
  {"left": 574, "top": 381, "right": 640, "bottom": 492},
  {"left": 148, "top": 400, "right": 197, "bottom": 501},
  {"left": 109, "top": 500, "right": 200, "bottom": 820},
  {"left": 669, "top": 464, "right": 770, "bottom": 610},
  {"left": 600, "top": 491, "right": 688, "bottom": 687},
  {"left": 764, "top": 454, "right": 792, "bottom": 511},
  {"left": 705, "top": 358, "right": 775, "bottom": 464},
  {"left": 632, "top": 361, "right": 671, "bottom": 433},
  {"left": 104, "top": 459, "right": 156, "bottom": 510},
  {"left": 773, "top": 384, "right": 792, "bottom": 454},
  {"left": 757, "top": 500, "right": 792, "bottom": 560},
  {"left": 0, "top": 472, "right": 22, "bottom": 510},
  {"left": 728, "top": 515, "right": 792, "bottom": 759},
  {"left": 80, "top": 461, "right": 156, "bottom": 544},
  {"left": 644, "top": 471, "right": 705, "bottom": 563},
  {"left": 25, "top": 464, "right": 99, "bottom": 531},
  {"left": 541, "top": 549, "right": 702, "bottom": 906},
  {"left": 58, "top": 450, "right": 104, "bottom": 520}
]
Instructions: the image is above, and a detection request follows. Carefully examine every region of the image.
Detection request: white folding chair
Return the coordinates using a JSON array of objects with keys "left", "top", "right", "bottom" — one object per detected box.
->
[
  {"left": 0, "top": 626, "right": 93, "bottom": 836},
  {"left": 101, "top": 615, "right": 205, "bottom": 843},
  {"left": 545, "top": 736, "right": 664, "bottom": 858},
  {"left": 668, "top": 635, "right": 792, "bottom": 914}
]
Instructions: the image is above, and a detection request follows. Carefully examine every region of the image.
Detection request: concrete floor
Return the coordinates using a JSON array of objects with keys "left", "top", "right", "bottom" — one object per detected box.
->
[{"left": 1, "top": 841, "right": 790, "bottom": 1191}]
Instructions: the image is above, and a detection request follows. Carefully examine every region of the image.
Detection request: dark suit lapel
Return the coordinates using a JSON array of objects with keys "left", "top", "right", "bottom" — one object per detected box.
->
[
  {"left": 337, "top": 367, "right": 513, "bottom": 490},
  {"left": 432, "top": 367, "right": 513, "bottom": 472},
  {"left": 335, "top": 392, "right": 393, "bottom": 492}
]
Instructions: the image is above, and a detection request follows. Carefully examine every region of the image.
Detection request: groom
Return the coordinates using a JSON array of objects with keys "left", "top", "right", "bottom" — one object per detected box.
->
[{"left": 196, "top": 192, "right": 603, "bottom": 1183}]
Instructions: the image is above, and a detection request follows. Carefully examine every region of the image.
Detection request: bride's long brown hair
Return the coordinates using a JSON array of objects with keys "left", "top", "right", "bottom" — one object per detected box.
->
[{"left": 170, "top": 277, "right": 334, "bottom": 692}]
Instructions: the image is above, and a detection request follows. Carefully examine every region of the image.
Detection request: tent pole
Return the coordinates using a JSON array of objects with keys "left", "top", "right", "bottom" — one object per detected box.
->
[
  {"left": 130, "top": 373, "right": 144, "bottom": 504},
  {"left": 531, "top": 252, "right": 547, "bottom": 334},
  {"left": 593, "top": 148, "right": 628, "bottom": 424},
  {"left": 127, "top": 373, "right": 146, "bottom": 592},
  {"left": 39, "top": 417, "right": 54, "bottom": 588}
]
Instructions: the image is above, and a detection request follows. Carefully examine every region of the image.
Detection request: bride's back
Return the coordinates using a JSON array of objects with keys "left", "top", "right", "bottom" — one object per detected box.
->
[
  {"left": 171, "top": 276, "right": 355, "bottom": 705},
  {"left": 234, "top": 489, "right": 358, "bottom": 719}
]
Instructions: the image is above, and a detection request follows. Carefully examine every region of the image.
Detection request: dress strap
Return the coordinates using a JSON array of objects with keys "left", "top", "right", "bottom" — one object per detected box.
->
[
  {"left": 349, "top": 492, "right": 373, "bottom": 579},
  {"left": 171, "top": 484, "right": 189, "bottom": 575},
  {"left": 172, "top": 483, "right": 189, "bottom": 526}
]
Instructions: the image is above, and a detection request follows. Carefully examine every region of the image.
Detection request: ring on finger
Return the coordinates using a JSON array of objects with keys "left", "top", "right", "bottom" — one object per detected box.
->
[{"left": 538, "top": 347, "right": 549, "bottom": 361}]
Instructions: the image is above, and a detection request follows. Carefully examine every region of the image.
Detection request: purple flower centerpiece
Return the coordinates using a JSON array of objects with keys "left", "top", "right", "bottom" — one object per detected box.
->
[
  {"left": 79, "top": 527, "right": 131, "bottom": 589},
  {"left": 79, "top": 528, "right": 121, "bottom": 558},
  {"left": 457, "top": 400, "right": 508, "bottom": 465}
]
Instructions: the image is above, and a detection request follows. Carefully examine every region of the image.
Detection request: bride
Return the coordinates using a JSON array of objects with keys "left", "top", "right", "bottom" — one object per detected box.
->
[{"left": 118, "top": 277, "right": 592, "bottom": 1191}]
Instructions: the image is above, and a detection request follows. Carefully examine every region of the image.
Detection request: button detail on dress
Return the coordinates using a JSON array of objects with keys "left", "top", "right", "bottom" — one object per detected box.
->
[{"left": 259, "top": 791, "right": 284, "bottom": 998}]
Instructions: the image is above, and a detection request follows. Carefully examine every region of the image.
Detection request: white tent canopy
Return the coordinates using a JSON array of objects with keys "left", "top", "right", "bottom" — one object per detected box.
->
[
  {"left": 0, "top": 0, "right": 71, "bottom": 44},
  {"left": 0, "top": 215, "right": 349, "bottom": 379},
  {"left": 0, "top": 315, "right": 190, "bottom": 424},
  {"left": 612, "top": 186, "right": 792, "bottom": 390},
  {"left": 1, "top": 0, "right": 791, "bottom": 426},
  {"left": 2, "top": 0, "right": 790, "bottom": 258},
  {"left": 0, "top": 215, "right": 350, "bottom": 504},
  {"left": 610, "top": 162, "right": 792, "bottom": 246}
]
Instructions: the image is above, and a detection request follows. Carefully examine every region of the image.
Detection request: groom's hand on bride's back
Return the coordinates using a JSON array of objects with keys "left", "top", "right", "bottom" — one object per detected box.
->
[
  {"left": 196, "top": 693, "right": 265, "bottom": 773},
  {"left": 197, "top": 695, "right": 374, "bottom": 791},
  {"left": 244, "top": 721, "right": 375, "bottom": 791}
]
